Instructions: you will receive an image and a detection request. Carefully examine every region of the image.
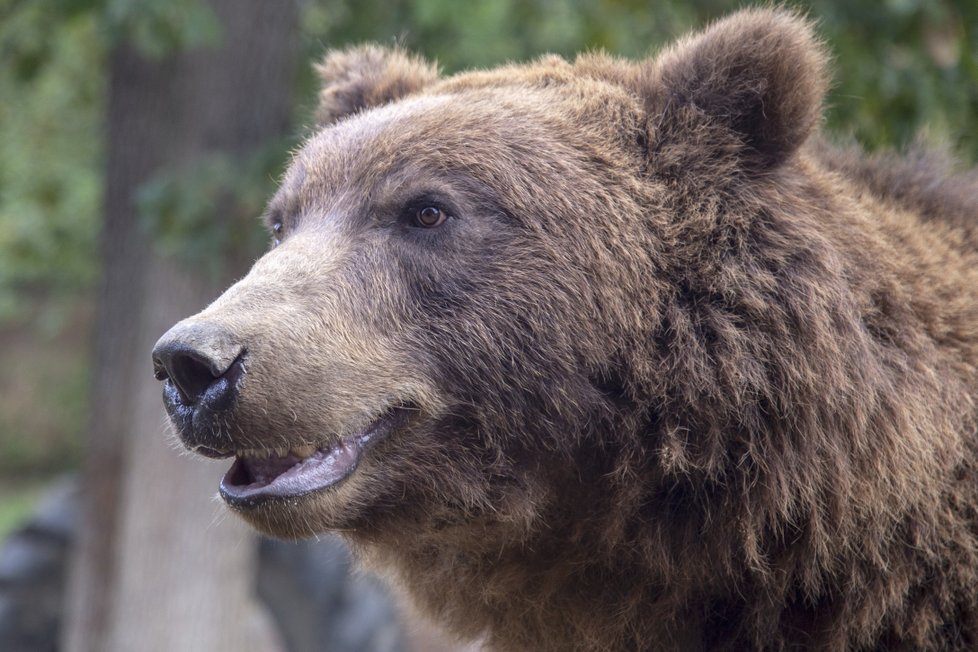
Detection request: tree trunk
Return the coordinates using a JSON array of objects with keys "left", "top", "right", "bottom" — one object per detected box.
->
[{"left": 62, "top": 2, "right": 298, "bottom": 650}]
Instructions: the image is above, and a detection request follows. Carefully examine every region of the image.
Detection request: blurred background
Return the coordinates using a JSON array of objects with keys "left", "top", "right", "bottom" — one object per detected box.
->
[{"left": 0, "top": 0, "right": 975, "bottom": 650}]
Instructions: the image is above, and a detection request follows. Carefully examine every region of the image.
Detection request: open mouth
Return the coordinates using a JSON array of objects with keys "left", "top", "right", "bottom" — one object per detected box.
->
[{"left": 219, "top": 406, "right": 412, "bottom": 507}]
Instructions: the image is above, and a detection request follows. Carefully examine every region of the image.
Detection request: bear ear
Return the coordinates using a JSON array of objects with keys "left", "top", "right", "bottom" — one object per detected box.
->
[
  {"left": 645, "top": 8, "right": 829, "bottom": 170},
  {"left": 314, "top": 45, "right": 440, "bottom": 126}
]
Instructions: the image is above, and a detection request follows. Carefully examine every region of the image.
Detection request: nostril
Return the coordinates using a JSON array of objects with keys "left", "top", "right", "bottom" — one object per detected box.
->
[
  {"left": 152, "top": 322, "right": 244, "bottom": 407},
  {"left": 168, "top": 350, "right": 220, "bottom": 405},
  {"left": 153, "top": 356, "right": 169, "bottom": 381}
]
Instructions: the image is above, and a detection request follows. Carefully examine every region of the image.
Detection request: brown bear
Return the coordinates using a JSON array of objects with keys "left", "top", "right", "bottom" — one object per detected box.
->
[{"left": 151, "top": 8, "right": 978, "bottom": 651}]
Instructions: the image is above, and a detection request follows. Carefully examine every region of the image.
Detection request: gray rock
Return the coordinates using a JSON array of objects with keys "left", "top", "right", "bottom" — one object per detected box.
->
[
  {"left": 0, "top": 488, "right": 70, "bottom": 652},
  {"left": 0, "top": 476, "right": 408, "bottom": 652},
  {"left": 258, "top": 536, "right": 406, "bottom": 652}
]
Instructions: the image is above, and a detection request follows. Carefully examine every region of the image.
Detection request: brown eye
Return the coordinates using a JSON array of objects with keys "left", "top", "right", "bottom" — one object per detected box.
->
[{"left": 414, "top": 206, "right": 447, "bottom": 228}]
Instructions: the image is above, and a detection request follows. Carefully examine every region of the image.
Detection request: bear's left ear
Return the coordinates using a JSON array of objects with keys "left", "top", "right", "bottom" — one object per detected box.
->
[
  {"left": 644, "top": 8, "right": 829, "bottom": 171},
  {"left": 315, "top": 45, "right": 440, "bottom": 127}
]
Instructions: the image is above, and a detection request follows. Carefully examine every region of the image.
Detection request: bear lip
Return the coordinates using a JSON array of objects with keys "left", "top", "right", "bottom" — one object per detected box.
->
[{"left": 219, "top": 406, "right": 412, "bottom": 507}]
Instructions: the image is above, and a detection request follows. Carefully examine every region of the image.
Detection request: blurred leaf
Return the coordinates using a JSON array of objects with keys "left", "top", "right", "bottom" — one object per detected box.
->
[
  {"left": 104, "top": 0, "right": 223, "bottom": 57},
  {"left": 0, "top": 7, "right": 103, "bottom": 306},
  {"left": 136, "top": 139, "right": 295, "bottom": 276}
]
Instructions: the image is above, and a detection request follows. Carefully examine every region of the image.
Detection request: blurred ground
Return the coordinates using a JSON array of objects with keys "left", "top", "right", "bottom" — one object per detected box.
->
[
  {"left": 0, "top": 478, "right": 415, "bottom": 652},
  {"left": 0, "top": 294, "right": 91, "bottom": 540},
  {"left": 0, "top": 480, "right": 49, "bottom": 541},
  {"left": 0, "top": 295, "right": 90, "bottom": 479}
]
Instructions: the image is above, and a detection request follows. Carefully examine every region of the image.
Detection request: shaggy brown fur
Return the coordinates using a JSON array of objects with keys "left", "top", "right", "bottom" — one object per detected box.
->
[{"left": 154, "top": 9, "right": 978, "bottom": 650}]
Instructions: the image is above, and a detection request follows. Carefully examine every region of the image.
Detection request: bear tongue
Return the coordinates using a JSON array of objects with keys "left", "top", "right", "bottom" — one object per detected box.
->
[
  {"left": 241, "top": 453, "right": 304, "bottom": 485},
  {"left": 220, "top": 440, "right": 361, "bottom": 503}
]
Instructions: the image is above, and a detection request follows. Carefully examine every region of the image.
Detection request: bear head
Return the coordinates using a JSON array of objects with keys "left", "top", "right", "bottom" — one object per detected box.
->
[{"left": 152, "top": 8, "right": 832, "bottom": 553}]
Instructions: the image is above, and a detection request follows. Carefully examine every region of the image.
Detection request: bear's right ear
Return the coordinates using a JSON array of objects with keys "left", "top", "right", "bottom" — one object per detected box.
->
[
  {"left": 314, "top": 45, "right": 440, "bottom": 127},
  {"left": 642, "top": 8, "right": 829, "bottom": 172}
]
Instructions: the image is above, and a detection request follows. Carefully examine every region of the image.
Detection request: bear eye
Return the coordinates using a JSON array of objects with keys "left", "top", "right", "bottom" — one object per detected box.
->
[
  {"left": 272, "top": 221, "right": 283, "bottom": 246},
  {"left": 412, "top": 206, "right": 447, "bottom": 228}
]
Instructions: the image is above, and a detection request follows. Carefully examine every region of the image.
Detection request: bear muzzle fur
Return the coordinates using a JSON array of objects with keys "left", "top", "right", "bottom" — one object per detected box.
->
[{"left": 151, "top": 232, "right": 436, "bottom": 527}]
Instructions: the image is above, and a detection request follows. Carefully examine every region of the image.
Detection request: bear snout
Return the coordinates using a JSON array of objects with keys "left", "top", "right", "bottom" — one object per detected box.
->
[{"left": 152, "top": 321, "right": 246, "bottom": 455}]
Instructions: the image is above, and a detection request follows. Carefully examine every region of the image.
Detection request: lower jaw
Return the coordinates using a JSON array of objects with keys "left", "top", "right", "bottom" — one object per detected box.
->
[
  {"left": 226, "top": 495, "right": 359, "bottom": 540},
  {"left": 218, "top": 407, "right": 411, "bottom": 509}
]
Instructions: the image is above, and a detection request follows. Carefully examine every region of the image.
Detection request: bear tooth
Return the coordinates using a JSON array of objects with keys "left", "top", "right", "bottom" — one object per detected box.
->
[{"left": 291, "top": 444, "right": 317, "bottom": 458}]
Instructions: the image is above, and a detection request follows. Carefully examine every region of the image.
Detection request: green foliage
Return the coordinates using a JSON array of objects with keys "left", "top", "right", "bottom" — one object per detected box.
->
[
  {"left": 299, "top": 0, "right": 978, "bottom": 158},
  {"left": 299, "top": 0, "right": 704, "bottom": 75},
  {"left": 0, "top": 0, "right": 100, "bottom": 82},
  {"left": 0, "top": 3, "right": 104, "bottom": 320},
  {"left": 0, "top": 481, "right": 47, "bottom": 540},
  {"left": 810, "top": 0, "right": 978, "bottom": 158},
  {"left": 0, "top": 0, "right": 232, "bottom": 322},
  {"left": 135, "top": 139, "right": 294, "bottom": 275},
  {"left": 103, "top": 0, "right": 222, "bottom": 58}
]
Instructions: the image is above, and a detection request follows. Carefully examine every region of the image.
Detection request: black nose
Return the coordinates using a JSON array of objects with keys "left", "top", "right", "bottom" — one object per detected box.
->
[{"left": 152, "top": 322, "right": 244, "bottom": 406}]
